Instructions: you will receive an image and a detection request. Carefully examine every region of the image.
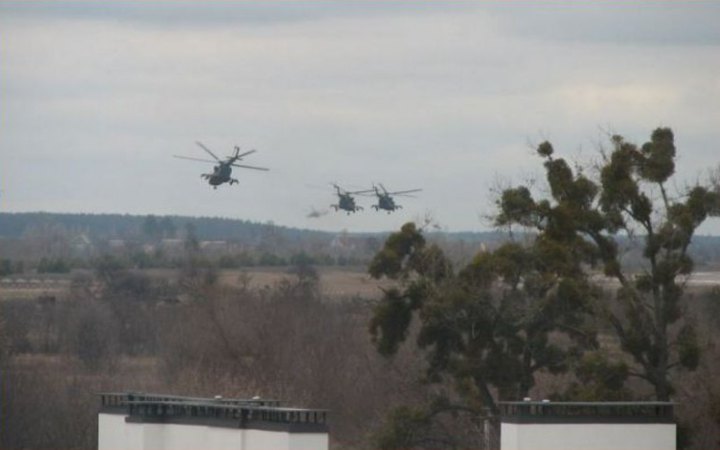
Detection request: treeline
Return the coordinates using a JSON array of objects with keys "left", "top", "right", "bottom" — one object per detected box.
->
[
  {"left": 3, "top": 212, "right": 720, "bottom": 267},
  {"left": 0, "top": 251, "right": 367, "bottom": 275},
  {"left": 0, "top": 212, "right": 509, "bottom": 273},
  {"left": 0, "top": 212, "right": 390, "bottom": 270},
  {"left": 0, "top": 212, "right": 332, "bottom": 241}
]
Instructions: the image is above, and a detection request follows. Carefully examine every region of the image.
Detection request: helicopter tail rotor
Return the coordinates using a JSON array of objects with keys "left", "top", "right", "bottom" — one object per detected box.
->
[{"left": 235, "top": 147, "right": 257, "bottom": 159}]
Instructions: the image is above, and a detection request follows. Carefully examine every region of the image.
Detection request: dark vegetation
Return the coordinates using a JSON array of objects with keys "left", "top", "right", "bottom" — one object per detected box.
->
[
  {"left": 0, "top": 213, "right": 376, "bottom": 270},
  {"left": 0, "top": 212, "right": 515, "bottom": 272},
  {"left": 0, "top": 213, "right": 325, "bottom": 241},
  {"left": 2, "top": 129, "right": 720, "bottom": 449},
  {"left": 2, "top": 212, "right": 720, "bottom": 276},
  {"left": 365, "top": 128, "right": 720, "bottom": 449},
  {"left": 0, "top": 261, "right": 431, "bottom": 449}
]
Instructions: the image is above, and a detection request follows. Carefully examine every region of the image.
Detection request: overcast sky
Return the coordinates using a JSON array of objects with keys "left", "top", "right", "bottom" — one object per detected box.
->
[{"left": 2, "top": 1, "right": 719, "bottom": 233}]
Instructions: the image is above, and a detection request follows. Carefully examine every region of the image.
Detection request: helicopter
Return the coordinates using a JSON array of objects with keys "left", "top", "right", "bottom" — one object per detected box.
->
[
  {"left": 174, "top": 141, "right": 268, "bottom": 189},
  {"left": 367, "top": 183, "right": 422, "bottom": 213},
  {"left": 330, "top": 184, "right": 371, "bottom": 214}
]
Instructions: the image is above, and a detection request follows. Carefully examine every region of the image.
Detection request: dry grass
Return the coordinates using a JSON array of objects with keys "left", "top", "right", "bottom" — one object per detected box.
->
[
  {"left": 0, "top": 287, "right": 66, "bottom": 300},
  {"left": 217, "top": 267, "right": 395, "bottom": 298},
  {"left": 0, "top": 266, "right": 396, "bottom": 302}
]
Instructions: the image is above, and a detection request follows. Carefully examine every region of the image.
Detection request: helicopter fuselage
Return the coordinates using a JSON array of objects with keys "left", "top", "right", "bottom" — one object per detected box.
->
[
  {"left": 333, "top": 193, "right": 362, "bottom": 213},
  {"left": 203, "top": 163, "right": 236, "bottom": 187},
  {"left": 369, "top": 185, "right": 420, "bottom": 212},
  {"left": 374, "top": 194, "right": 398, "bottom": 212},
  {"left": 176, "top": 142, "right": 266, "bottom": 189}
]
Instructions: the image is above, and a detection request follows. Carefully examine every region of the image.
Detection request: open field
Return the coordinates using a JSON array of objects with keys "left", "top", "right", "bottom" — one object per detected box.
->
[
  {"left": 144, "top": 266, "right": 395, "bottom": 298},
  {"left": 221, "top": 267, "right": 395, "bottom": 298},
  {"left": 4, "top": 267, "right": 720, "bottom": 302},
  {"left": 0, "top": 266, "right": 395, "bottom": 301}
]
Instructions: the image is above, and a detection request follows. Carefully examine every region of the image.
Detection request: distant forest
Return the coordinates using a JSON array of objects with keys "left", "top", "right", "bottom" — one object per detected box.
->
[
  {"left": 0, "top": 212, "right": 332, "bottom": 242},
  {"left": 2, "top": 212, "right": 720, "bottom": 269},
  {"left": 0, "top": 212, "right": 508, "bottom": 244}
]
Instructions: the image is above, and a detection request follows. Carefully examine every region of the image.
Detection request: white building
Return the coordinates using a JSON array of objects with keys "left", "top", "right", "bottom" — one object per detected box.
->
[
  {"left": 500, "top": 401, "right": 676, "bottom": 450},
  {"left": 98, "top": 393, "right": 328, "bottom": 450}
]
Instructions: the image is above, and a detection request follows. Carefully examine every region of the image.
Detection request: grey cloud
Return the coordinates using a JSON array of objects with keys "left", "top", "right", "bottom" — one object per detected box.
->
[
  {"left": 0, "top": 1, "right": 474, "bottom": 28},
  {"left": 1, "top": 2, "right": 719, "bottom": 232},
  {"left": 484, "top": 2, "right": 720, "bottom": 46}
]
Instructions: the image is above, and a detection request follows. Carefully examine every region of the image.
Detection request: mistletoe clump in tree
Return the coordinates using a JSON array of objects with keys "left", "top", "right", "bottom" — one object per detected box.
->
[{"left": 497, "top": 127, "right": 720, "bottom": 400}]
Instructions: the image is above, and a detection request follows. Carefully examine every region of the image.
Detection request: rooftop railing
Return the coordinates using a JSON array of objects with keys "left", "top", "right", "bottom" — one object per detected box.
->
[
  {"left": 99, "top": 392, "right": 327, "bottom": 431},
  {"left": 499, "top": 401, "right": 674, "bottom": 424}
]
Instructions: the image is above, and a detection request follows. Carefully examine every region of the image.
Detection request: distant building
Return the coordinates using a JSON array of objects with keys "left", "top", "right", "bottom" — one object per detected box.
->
[
  {"left": 200, "top": 240, "right": 229, "bottom": 252},
  {"left": 160, "top": 239, "right": 185, "bottom": 250},
  {"left": 70, "top": 233, "right": 93, "bottom": 255},
  {"left": 98, "top": 392, "right": 328, "bottom": 450},
  {"left": 108, "top": 239, "right": 126, "bottom": 249},
  {"left": 159, "top": 239, "right": 185, "bottom": 256},
  {"left": 500, "top": 401, "right": 675, "bottom": 450},
  {"left": 330, "top": 233, "right": 356, "bottom": 252}
]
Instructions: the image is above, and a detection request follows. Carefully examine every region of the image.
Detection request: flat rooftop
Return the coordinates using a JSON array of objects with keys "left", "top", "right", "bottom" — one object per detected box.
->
[
  {"left": 499, "top": 401, "right": 674, "bottom": 424},
  {"left": 99, "top": 392, "right": 328, "bottom": 432}
]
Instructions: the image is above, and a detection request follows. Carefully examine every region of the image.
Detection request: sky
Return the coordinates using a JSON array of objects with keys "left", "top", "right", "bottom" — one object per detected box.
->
[{"left": 1, "top": 1, "right": 720, "bottom": 233}]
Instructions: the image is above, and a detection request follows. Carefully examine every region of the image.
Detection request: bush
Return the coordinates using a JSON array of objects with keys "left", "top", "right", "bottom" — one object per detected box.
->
[
  {"left": 0, "top": 259, "right": 24, "bottom": 276},
  {"left": 37, "top": 257, "right": 71, "bottom": 274}
]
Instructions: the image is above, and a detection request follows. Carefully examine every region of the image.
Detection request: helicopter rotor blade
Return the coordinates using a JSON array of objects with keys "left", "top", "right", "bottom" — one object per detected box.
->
[
  {"left": 236, "top": 149, "right": 257, "bottom": 159},
  {"left": 389, "top": 189, "right": 423, "bottom": 195},
  {"left": 173, "top": 155, "right": 217, "bottom": 164},
  {"left": 349, "top": 189, "right": 375, "bottom": 195},
  {"left": 393, "top": 194, "right": 418, "bottom": 198},
  {"left": 195, "top": 141, "right": 221, "bottom": 161},
  {"left": 230, "top": 163, "right": 269, "bottom": 171}
]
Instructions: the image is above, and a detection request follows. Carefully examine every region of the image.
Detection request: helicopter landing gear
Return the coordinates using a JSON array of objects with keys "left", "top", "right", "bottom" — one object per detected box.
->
[{"left": 229, "top": 178, "right": 239, "bottom": 185}]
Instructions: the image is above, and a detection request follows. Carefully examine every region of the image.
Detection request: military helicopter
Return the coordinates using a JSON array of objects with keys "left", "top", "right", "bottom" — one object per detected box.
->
[
  {"left": 330, "top": 184, "right": 371, "bottom": 214},
  {"left": 367, "top": 183, "right": 422, "bottom": 213},
  {"left": 174, "top": 141, "right": 268, "bottom": 189}
]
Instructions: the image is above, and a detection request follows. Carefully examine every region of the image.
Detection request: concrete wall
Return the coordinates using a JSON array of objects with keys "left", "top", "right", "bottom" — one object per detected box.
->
[
  {"left": 98, "top": 413, "right": 328, "bottom": 450},
  {"left": 99, "top": 414, "right": 144, "bottom": 450},
  {"left": 500, "top": 422, "right": 676, "bottom": 450},
  {"left": 288, "top": 432, "right": 329, "bottom": 450}
]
